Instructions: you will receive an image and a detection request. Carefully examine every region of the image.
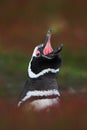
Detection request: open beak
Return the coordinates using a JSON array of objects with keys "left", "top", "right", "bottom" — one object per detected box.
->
[
  {"left": 43, "top": 29, "right": 53, "bottom": 55},
  {"left": 42, "top": 29, "right": 63, "bottom": 59}
]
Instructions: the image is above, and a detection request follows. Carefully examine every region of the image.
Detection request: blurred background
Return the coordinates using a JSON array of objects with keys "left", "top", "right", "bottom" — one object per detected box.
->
[
  {"left": 0, "top": 0, "right": 87, "bottom": 102},
  {"left": 0, "top": 1, "right": 87, "bottom": 130}
]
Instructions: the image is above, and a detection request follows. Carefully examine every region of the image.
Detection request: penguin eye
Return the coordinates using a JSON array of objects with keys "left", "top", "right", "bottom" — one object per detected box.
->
[{"left": 36, "top": 50, "right": 41, "bottom": 56}]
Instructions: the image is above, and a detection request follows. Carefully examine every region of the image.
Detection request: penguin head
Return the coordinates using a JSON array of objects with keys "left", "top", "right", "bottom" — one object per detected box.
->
[{"left": 28, "top": 29, "right": 63, "bottom": 78}]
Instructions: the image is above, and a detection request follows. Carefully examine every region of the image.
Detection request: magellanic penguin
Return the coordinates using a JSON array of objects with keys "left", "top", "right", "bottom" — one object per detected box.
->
[{"left": 18, "top": 29, "right": 63, "bottom": 111}]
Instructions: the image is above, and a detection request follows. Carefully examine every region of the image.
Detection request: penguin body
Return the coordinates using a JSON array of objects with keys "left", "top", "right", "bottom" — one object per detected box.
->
[{"left": 18, "top": 29, "right": 63, "bottom": 111}]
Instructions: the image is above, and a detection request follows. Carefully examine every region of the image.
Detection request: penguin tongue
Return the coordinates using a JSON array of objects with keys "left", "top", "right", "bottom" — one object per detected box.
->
[{"left": 43, "top": 37, "right": 53, "bottom": 55}]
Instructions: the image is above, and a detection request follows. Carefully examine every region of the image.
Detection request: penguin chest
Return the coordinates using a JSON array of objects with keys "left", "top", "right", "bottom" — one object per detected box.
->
[{"left": 29, "top": 97, "right": 60, "bottom": 111}]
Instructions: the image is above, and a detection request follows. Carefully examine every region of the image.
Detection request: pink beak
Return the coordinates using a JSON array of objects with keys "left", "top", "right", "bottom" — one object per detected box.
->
[{"left": 43, "top": 35, "right": 53, "bottom": 55}]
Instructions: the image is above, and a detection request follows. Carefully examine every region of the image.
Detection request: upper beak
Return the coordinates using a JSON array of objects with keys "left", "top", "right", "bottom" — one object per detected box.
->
[{"left": 43, "top": 29, "right": 53, "bottom": 55}]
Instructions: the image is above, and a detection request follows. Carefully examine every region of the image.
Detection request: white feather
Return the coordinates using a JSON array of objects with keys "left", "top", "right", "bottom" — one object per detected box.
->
[
  {"left": 29, "top": 97, "right": 59, "bottom": 110},
  {"left": 28, "top": 64, "right": 59, "bottom": 78},
  {"left": 18, "top": 89, "right": 60, "bottom": 107}
]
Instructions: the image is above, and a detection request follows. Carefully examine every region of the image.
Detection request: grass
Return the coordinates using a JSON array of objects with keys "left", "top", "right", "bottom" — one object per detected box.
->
[
  {"left": 0, "top": 50, "right": 29, "bottom": 100},
  {"left": 0, "top": 49, "right": 87, "bottom": 130},
  {"left": 59, "top": 49, "right": 87, "bottom": 89},
  {"left": 0, "top": 49, "right": 87, "bottom": 99},
  {"left": 0, "top": 94, "right": 87, "bottom": 130}
]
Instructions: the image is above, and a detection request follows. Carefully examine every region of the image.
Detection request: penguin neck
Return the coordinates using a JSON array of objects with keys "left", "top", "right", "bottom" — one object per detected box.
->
[{"left": 28, "top": 73, "right": 59, "bottom": 91}]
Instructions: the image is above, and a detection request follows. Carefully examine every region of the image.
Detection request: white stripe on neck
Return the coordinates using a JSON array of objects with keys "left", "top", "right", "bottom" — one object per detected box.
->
[
  {"left": 18, "top": 89, "right": 60, "bottom": 107},
  {"left": 28, "top": 60, "right": 59, "bottom": 78},
  {"left": 28, "top": 45, "right": 60, "bottom": 78}
]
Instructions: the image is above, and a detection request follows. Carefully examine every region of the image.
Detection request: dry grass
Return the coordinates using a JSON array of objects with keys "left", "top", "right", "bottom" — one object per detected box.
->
[{"left": 0, "top": 94, "right": 87, "bottom": 130}]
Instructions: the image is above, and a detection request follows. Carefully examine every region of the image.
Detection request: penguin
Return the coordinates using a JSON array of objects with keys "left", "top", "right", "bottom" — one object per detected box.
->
[{"left": 18, "top": 29, "right": 63, "bottom": 111}]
